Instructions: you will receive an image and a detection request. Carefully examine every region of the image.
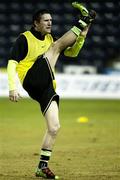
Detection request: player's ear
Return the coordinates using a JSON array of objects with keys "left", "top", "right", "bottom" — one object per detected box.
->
[{"left": 34, "top": 20, "right": 39, "bottom": 28}]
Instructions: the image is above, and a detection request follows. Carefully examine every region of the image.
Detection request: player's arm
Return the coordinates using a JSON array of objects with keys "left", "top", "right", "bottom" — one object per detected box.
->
[
  {"left": 7, "top": 35, "right": 28, "bottom": 102},
  {"left": 7, "top": 60, "right": 21, "bottom": 102},
  {"left": 64, "top": 25, "right": 89, "bottom": 57}
]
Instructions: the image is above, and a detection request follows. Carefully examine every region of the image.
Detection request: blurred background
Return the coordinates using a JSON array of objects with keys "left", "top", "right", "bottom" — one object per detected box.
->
[{"left": 0, "top": 0, "right": 120, "bottom": 75}]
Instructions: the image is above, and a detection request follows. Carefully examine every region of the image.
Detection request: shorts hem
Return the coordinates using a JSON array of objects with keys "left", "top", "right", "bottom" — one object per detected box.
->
[{"left": 43, "top": 94, "right": 59, "bottom": 115}]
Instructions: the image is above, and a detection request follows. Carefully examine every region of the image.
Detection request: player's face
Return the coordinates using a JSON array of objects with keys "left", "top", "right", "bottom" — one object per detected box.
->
[{"left": 35, "top": 13, "right": 52, "bottom": 35}]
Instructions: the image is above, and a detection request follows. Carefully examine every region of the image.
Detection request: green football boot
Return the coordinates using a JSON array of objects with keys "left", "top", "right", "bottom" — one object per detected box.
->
[
  {"left": 72, "top": 1, "right": 96, "bottom": 26},
  {"left": 72, "top": 1, "right": 89, "bottom": 17},
  {"left": 35, "top": 167, "right": 59, "bottom": 179}
]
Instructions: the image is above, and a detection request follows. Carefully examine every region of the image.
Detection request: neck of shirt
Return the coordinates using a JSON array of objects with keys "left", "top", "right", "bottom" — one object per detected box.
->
[{"left": 30, "top": 27, "right": 45, "bottom": 40}]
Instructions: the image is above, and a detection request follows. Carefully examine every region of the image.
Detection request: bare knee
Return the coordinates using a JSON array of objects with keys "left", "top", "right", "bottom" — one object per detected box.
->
[
  {"left": 52, "top": 40, "right": 65, "bottom": 52},
  {"left": 48, "top": 123, "right": 60, "bottom": 136}
]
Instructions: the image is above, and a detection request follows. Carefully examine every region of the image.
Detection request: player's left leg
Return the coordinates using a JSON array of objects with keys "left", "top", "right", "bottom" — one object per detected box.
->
[
  {"left": 72, "top": 1, "right": 96, "bottom": 25},
  {"left": 44, "top": 29, "right": 78, "bottom": 69},
  {"left": 44, "top": 2, "right": 96, "bottom": 70},
  {"left": 35, "top": 101, "right": 60, "bottom": 179}
]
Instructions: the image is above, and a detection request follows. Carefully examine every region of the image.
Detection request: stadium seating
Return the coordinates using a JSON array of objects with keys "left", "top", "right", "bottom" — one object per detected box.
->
[{"left": 0, "top": 1, "right": 119, "bottom": 73}]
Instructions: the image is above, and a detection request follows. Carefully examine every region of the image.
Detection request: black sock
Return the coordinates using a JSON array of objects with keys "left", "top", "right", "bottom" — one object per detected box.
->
[
  {"left": 38, "top": 148, "right": 52, "bottom": 169},
  {"left": 38, "top": 161, "right": 48, "bottom": 169}
]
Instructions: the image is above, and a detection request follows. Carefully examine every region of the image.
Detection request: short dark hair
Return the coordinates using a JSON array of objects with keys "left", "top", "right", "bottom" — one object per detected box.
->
[{"left": 32, "top": 9, "right": 51, "bottom": 24}]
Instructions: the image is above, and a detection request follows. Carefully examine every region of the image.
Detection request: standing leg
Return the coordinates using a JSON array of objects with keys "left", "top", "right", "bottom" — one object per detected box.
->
[
  {"left": 36, "top": 101, "right": 60, "bottom": 179},
  {"left": 42, "top": 101, "right": 60, "bottom": 150}
]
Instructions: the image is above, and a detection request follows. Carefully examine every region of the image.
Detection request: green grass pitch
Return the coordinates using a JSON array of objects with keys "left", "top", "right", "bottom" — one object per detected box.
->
[{"left": 0, "top": 98, "right": 120, "bottom": 180}]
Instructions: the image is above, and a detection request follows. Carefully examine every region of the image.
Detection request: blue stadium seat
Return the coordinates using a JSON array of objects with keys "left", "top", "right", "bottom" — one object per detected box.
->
[
  {"left": 35, "top": 3, "right": 48, "bottom": 10},
  {"left": 23, "top": 3, "right": 33, "bottom": 12},
  {"left": 63, "top": 2, "right": 73, "bottom": 13},
  {"left": 23, "top": 13, "right": 32, "bottom": 24},
  {"left": 9, "top": 14, "right": 22, "bottom": 24},
  {"left": 92, "top": 24, "right": 104, "bottom": 35},
  {"left": 0, "top": 3, "right": 7, "bottom": 12},
  {"left": 50, "top": 3, "right": 61, "bottom": 12},
  {"left": 10, "top": 2, "right": 21, "bottom": 12},
  {"left": 0, "top": 14, "right": 7, "bottom": 24},
  {"left": 0, "top": 37, "right": 6, "bottom": 46},
  {"left": 104, "top": 2, "right": 118, "bottom": 12},
  {"left": 0, "top": 25, "right": 8, "bottom": 35},
  {"left": 105, "top": 24, "right": 118, "bottom": 35}
]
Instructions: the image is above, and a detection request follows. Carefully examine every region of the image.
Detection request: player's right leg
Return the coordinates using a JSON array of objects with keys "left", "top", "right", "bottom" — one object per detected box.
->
[
  {"left": 35, "top": 101, "right": 60, "bottom": 179},
  {"left": 42, "top": 100, "right": 60, "bottom": 150}
]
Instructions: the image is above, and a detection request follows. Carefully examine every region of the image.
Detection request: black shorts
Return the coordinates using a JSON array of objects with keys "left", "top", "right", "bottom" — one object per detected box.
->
[{"left": 23, "top": 56, "right": 59, "bottom": 115}]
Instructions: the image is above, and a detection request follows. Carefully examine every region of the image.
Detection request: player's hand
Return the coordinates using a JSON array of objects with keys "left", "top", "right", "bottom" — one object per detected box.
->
[
  {"left": 9, "top": 90, "right": 21, "bottom": 102},
  {"left": 84, "top": 9, "right": 97, "bottom": 24}
]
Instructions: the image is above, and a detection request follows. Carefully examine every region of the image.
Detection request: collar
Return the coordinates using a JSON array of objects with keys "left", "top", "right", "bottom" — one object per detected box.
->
[{"left": 30, "top": 27, "right": 45, "bottom": 40}]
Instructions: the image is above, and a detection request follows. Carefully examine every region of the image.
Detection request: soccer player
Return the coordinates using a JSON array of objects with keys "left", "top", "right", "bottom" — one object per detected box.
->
[{"left": 7, "top": 2, "right": 96, "bottom": 179}]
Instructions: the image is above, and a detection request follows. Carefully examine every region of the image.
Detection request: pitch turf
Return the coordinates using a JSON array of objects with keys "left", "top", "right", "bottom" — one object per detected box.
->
[{"left": 0, "top": 98, "right": 120, "bottom": 180}]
